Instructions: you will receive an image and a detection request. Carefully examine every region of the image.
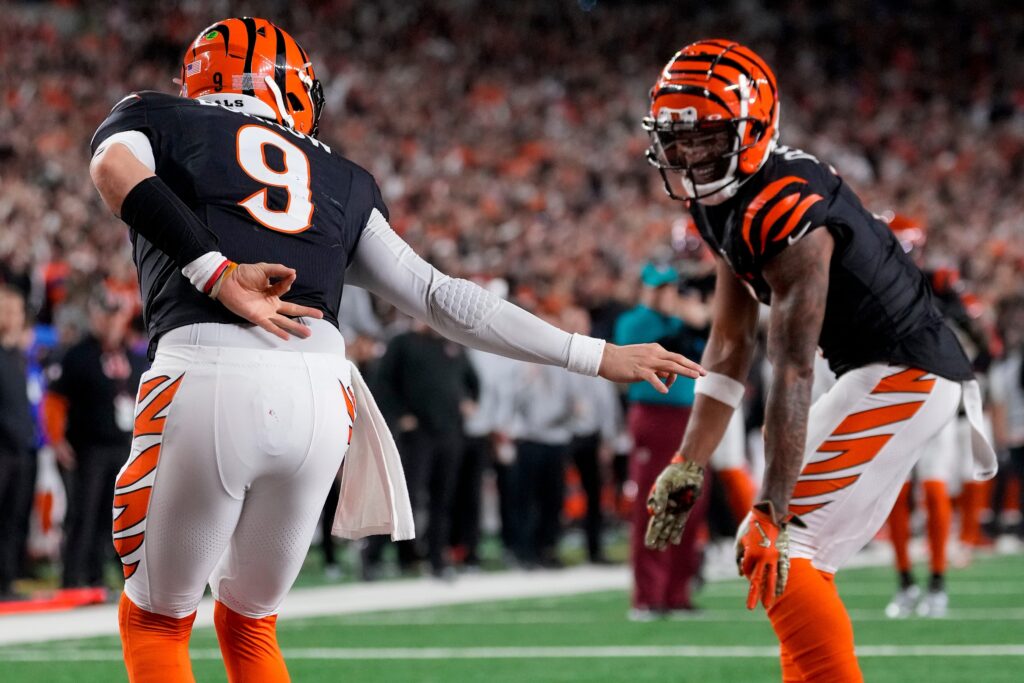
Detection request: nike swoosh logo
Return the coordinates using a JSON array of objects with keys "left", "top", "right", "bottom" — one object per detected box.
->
[
  {"left": 787, "top": 221, "right": 812, "bottom": 245},
  {"left": 754, "top": 522, "right": 772, "bottom": 548}
]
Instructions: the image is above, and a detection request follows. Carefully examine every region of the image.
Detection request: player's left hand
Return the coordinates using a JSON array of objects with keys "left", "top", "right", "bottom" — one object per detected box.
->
[
  {"left": 735, "top": 501, "right": 805, "bottom": 610},
  {"left": 214, "top": 262, "right": 324, "bottom": 340},
  {"left": 598, "top": 342, "right": 705, "bottom": 393},
  {"left": 645, "top": 454, "right": 705, "bottom": 550}
]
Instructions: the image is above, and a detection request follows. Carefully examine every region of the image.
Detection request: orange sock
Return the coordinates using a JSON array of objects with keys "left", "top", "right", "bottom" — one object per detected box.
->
[
  {"left": 887, "top": 482, "right": 912, "bottom": 573},
  {"left": 767, "top": 558, "right": 863, "bottom": 683},
  {"left": 923, "top": 480, "right": 951, "bottom": 574},
  {"left": 959, "top": 481, "right": 984, "bottom": 545},
  {"left": 214, "top": 600, "right": 290, "bottom": 683},
  {"left": 717, "top": 467, "right": 756, "bottom": 525},
  {"left": 118, "top": 593, "right": 196, "bottom": 683}
]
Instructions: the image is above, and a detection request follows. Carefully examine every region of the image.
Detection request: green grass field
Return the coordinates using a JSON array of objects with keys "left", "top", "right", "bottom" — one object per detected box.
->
[{"left": 2, "top": 553, "right": 1022, "bottom": 682}]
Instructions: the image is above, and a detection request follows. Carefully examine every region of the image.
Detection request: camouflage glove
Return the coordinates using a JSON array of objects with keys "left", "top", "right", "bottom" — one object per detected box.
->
[
  {"left": 644, "top": 454, "right": 705, "bottom": 550},
  {"left": 734, "top": 501, "right": 806, "bottom": 610}
]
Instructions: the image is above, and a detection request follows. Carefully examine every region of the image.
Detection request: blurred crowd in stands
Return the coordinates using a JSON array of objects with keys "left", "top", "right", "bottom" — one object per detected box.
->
[{"left": 1, "top": 0, "right": 1023, "bottom": 599}]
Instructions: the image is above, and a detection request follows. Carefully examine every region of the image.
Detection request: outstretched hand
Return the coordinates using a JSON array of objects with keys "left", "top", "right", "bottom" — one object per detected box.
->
[
  {"left": 598, "top": 342, "right": 704, "bottom": 393},
  {"left": 214, "top": 262, "right": 324, "bottom": 340}
]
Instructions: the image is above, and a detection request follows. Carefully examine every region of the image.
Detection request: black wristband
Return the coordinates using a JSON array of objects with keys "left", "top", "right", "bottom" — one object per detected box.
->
[{"left": 120, "top": 176, "right": 219, "bottom": 268}]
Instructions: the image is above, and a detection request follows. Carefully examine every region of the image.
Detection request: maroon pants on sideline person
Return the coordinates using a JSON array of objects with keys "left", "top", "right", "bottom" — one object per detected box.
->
[{"left": 628, "top": 403, "right": 711, "bottom": 611}]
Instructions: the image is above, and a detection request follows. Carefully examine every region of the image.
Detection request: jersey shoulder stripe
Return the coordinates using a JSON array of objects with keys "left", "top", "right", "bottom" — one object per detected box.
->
[{"left": 741, "top": 153, "right": 832, "bottom": 258}]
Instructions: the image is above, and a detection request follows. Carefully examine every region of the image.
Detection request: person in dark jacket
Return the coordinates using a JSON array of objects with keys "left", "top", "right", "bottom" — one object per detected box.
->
[
  {"left": 376, "top": 320, "right": 479, "bottom": 578},
  {"left": 43, "top": 286, "right": 146, "bottom": 589},
  {"left": 0, "top": 286, "right": 35, "bottom": 597}
]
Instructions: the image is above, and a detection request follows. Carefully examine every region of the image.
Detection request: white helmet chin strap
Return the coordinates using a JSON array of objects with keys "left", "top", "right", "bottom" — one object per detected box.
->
[{"left": 263, "top": 76, "right": 296, "bottom": 129}]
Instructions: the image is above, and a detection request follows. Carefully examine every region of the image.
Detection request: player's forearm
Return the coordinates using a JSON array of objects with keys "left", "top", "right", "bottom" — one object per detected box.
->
[
  {"left": 92, "top": 142, "right": 222, "bottom": 273},
  {"left": 758, "top": 229, "right": 833, "bottom": 518},
  {"left": 347, "top": 209, "right": 604, "bottom": 375},
  {"left": 761, "top": 362, "right": 814, "bottom": 516},
  {"left": 678, "top": 396, "right": 737, "bottom": 467},
  {"left": 677, "top": 319, "right": 755, "bottom": 466}
]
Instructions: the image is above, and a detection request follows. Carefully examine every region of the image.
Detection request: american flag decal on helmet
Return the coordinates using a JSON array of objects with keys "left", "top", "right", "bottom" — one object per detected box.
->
[{"left": 185, "top": 60, "right": 202, "bottom": 77}]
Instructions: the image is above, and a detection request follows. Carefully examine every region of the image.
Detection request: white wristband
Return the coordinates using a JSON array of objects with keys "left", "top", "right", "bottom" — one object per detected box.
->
[
  {"left": 182, "top": 251, "right": 231, "bottom": 295},
  {"left": 695, "top": 371, "right": 745, "bottom": 408},
  {"left": 567, "top": 333, "right": 606, "bottom": 377}
]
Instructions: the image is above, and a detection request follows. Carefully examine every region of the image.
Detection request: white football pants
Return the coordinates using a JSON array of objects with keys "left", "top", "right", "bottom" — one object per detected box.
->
[
  {"left": 787, "top": 365, "right": 963, "bottom": 573},
  {"left": 113, "top": 319, "right": 353, "bottom": 618}
]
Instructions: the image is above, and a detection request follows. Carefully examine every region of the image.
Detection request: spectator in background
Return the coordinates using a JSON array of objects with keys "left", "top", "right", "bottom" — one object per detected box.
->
[
  {"left": 564, "top": 305, "right": 622, "bottom": 564},
  {"left": 989, "top": 296, "right": 1024, "bottom": 538},
  {"left": 376, "top": 320, "right": 479, "bottom": 579},
  {"left": 0, "top": 286, "right": 35, "bottom": 598},
  {"left": 42, "top": 285, "right": 145, "bottom": 590},
  {"left": 454, "top": 279, "right": 522, "bottom": 570},
  {"left": 501, "top": 304, "right": 577, "bottom": 569},
  {"left": 615, "top": 263, "right": 709, "bottom": 618},
  {"left": 318, "top": 286, "right": 388, "bottom": 581}
]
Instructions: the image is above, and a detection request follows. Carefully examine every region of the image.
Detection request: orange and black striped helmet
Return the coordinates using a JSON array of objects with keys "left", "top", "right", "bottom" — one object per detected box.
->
[
  {"left": 643, "top": 40, "right": 779, "bottom": 203},
  {"left": 179, "top": 18, "right": 324, "bottom": 136}
]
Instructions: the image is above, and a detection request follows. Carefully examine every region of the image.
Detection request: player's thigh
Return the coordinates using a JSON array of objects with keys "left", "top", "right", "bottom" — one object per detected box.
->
[
  {"left": 209, "top": 355, "right": 352, "bottom": 617},
  {"left": 116, "top": 367, "right": 242, "bottom": 618},
  {"left": 787, "top": 367, "right": 962, "bottom": 572}
]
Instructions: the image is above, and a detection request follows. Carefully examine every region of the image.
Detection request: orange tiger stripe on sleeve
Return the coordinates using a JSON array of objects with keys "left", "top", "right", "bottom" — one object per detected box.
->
[
  {"left": 773, "top": 194, "right": 824, "bottom": 242},
  {"left": 742, "top": 176, "right": 806, "bottom": 254}
]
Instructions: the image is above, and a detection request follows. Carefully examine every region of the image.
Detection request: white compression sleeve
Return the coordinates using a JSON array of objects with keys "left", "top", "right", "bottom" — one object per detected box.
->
[
  {"left": 347, "top": 209, "right": 605, "bottom": 374},
  {"left": 92, "top": 130, "right": 156, "bottom": 171}
]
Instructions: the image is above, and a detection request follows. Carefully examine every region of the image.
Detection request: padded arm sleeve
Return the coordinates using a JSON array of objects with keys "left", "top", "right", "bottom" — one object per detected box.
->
[{"left": 347, "top": 209, "right": 605, "bottom": 375}]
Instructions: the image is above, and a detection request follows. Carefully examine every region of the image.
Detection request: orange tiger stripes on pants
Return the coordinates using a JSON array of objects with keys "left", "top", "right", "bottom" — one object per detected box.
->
[
  {"left": 112, "top": 373, "right": 184, "bottom": 580},
  {"left": 768, "top": 365, "right": 963, "bottom": 682}
]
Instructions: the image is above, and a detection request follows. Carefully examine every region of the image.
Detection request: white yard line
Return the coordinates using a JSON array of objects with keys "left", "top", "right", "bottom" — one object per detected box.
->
[
  {"left": 315, "top": 607, "right": 1024, "bottom": 625},
  {"left": 2, "top": 644, "right": 1024, "bottom": 662}
]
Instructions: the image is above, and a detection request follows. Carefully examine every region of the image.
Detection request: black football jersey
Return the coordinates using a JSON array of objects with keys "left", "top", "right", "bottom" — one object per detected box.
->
[
  {"left": 690, "top": 146, "right": 973, "bottom": 381},
  {"left": 90, "top": 91, "right": 386, "bottom": 350}
]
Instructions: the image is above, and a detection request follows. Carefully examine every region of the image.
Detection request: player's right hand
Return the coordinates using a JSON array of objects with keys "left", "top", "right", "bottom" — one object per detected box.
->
[
  {"left": 598, "top": 342, "right": 704, "bottom": 393},
  {"left": 644, "top": 454, "right": 705, "bottom": 550},
  {"left": 735, "top": 501, "right": 805, "bottom": 610},
  {"left": 214, "top": 262, "right": 324, "bottom": 340}
]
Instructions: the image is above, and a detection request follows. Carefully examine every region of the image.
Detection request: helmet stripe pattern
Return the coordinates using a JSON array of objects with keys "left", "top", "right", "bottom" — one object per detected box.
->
[
  {"left": 273, "top": 24, "right": 288, "bottom": 99},
  {"left": 241, "top": 17, "right": 258, "bottom": 97}
]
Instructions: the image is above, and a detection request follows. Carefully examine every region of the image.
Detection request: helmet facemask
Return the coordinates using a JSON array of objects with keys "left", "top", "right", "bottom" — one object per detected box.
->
[
  {"left": 644, "top": 110, "right": 770, "bottom": 205},
  {"left": 644, "top": 118, "right": 740, "bottom": 204}
]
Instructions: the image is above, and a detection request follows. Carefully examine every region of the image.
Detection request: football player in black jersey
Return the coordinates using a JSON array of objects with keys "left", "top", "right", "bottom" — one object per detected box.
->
[
  {"left": 89, "top": 18, "right": 704, "bottom": 683},
  {"left": 641, "top": 40, "right": 996, "bottom": 682}
]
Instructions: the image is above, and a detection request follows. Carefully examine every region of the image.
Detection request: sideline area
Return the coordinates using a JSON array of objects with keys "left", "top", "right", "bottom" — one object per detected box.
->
[{"left": 0, "top": 564, "right": 630, "bottom": 646}]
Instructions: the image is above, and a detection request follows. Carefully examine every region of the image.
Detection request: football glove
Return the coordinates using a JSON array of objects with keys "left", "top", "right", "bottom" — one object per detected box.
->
[
  {"left": 644, "top": 454, "right": 705, "bottom": 551},
  {"left": 735, "top": 501, "right": 806, "bottom": 610}
]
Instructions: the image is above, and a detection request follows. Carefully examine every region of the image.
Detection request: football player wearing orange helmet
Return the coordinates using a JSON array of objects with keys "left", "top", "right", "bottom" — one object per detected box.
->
[
  {"left": 643, "top": 40, "right": 996, "bottom": 682},
  {"left": 90, "top": 18, "right": 704, "bottom": 683}
]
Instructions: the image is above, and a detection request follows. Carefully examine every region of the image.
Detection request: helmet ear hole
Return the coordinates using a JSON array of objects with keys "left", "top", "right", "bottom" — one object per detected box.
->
[{"left": 286, "top": 92, "right": 305, "bottom": 112}]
